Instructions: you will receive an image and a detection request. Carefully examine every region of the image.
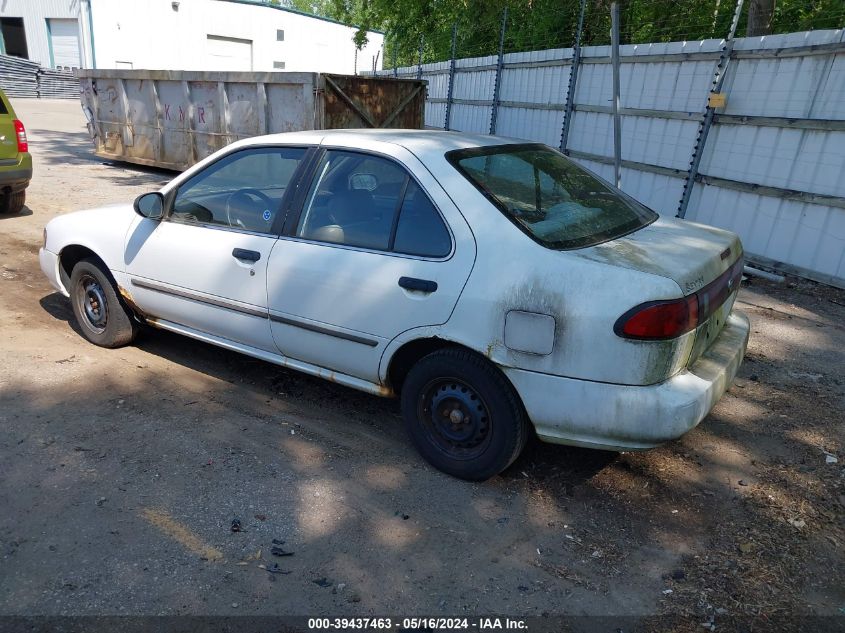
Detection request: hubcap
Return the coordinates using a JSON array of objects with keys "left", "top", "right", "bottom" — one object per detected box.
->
[
  {"left": 78, "top": 274, "right": 108, "bottom": 333},
  {"left": 419, "top": 379, "right": 492, "bottom": 460}
]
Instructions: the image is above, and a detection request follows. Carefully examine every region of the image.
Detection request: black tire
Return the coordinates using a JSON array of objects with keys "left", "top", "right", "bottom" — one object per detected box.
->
[
  {"left": 69, "top": 257, "right": 138, "bottom": 348},
  {"left": 0, "top": 191, "right": 25, "bottom": 214},
  {"left": 400, "top": 348, "right": 529, "bottom": 481}
]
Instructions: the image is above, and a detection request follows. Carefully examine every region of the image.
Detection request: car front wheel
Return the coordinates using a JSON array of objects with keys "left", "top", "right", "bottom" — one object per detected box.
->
[
  {"left": 69, "top": 258, "right": 138, "bottom": 348},
  {"left": 400, "top": 348, "right": 529, "bottom": 481}
]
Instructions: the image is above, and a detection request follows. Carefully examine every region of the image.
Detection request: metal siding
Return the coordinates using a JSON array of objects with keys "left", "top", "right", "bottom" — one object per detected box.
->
[
  {"left": 380, "top": 28, "right": 845, "bottom": 287},
  {"left": 449, "top": 55, "right": 496, "bottom": 133},
  {"left": 499, "top": 56, "right": 571, "bottom": 104},
  {"left": 701, "top": 125, "right": 845, "bottom": 198},
  {"left": 810, "top": 54, "right": 845, "bottom": 119},
  {"left": 568, "top": 110, "right": 612, "bottom": 156},
  {"left": 621, "top": 170, "right": 686, "bottom": 216},
  {"left": 449, "top": 103, "right": 490, "bottom": 134},
  {"left": 424, "top": 101, "right": 447, "bottom": 129},
  {"left": 695, "top": 184, "right": 845, "bottom": 281},
  {"left": 497, "top": 106, "right": 562, "bottom": 145}
]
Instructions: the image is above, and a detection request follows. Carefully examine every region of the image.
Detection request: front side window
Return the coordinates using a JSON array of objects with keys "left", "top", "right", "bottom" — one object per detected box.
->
[
  {"left": 171, "top": 147, "right": 306, "bottom": 234},
  {"left": 296, "top": 150, "right": 451, "bottom": 257},
  {"left": 447, "top": 144, "right": 657, "bottom": 250}
]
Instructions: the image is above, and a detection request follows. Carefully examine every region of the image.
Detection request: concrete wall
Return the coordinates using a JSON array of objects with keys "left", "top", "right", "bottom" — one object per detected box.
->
[{"left": 89, "top": 0, "right": 383, "bottom": 74}]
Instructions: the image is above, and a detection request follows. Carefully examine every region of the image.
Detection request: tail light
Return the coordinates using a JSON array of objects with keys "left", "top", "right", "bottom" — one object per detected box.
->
[
  {"left": 13, "top": 119, "right": 27, "bottom": 153},
  {"left": 615, "top": 295, "right": 699, "bottom": 340},
  {"left": 615, "top": 258, "right": 744, "bottom": 340}
]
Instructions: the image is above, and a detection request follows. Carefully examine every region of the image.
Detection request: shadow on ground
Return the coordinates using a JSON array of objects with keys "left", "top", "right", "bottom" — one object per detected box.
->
[
  {"left": 0, "top": 205, "right": 33, "bottom": 220},
  {"left": 0, "top": 277, "right": 841, "bottom": 629},
  {"left": 31, "top": 127, "right": 176, "bottom": 188}
]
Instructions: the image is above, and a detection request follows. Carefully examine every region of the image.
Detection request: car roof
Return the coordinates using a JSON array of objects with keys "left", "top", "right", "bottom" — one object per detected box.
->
[{"left": 240, "top": 129, "right": 531, "bottom": 159}]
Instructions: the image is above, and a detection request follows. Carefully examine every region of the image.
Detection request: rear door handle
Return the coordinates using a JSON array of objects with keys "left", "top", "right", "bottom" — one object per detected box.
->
[
  {"left": 398, "top": 276, "right": 437, "bottom": 293},
  {"left": 232, "top": 248, "right": 261, "bottom": 262}
]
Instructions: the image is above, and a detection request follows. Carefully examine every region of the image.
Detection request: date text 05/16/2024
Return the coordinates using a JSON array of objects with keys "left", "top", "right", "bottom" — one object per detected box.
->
[{"left": 307, "top": 617, "right": 528, "bottom": 630}]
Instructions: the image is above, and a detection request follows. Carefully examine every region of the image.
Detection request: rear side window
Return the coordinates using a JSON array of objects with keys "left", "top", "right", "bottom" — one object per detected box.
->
[
  {"left": 0, "top": 98, "right": 7, "bottom": 115},
  {"left": 447, "top": 143, "right": 657, "bottom": 250},
  {"left": 296, "top": 150, "right": 451, "bottom": 257},
  {"left": 393, "top": 180, "right": 451, "bottom": 257}
]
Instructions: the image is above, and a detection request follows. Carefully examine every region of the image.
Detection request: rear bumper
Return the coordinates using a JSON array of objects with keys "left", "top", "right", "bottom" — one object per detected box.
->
[
  {"left": 504, "top": 311, "right": 750, "bottom": 451},
  {"left": 0, "top": 153, "right": 32, "bottom": 192}
]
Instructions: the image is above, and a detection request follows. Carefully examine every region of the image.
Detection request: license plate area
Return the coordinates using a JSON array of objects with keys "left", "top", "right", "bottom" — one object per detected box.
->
[{"left": 688, "top": 290, "right": 737, "bottom": 365}]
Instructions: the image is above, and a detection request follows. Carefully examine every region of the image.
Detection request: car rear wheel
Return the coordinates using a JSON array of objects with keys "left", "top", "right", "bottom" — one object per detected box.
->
[
  {"left": 400, "top": 348, "right": 529, "bottom": 481},
  {"left": 0, "top": 191, "right": 25, "bottom": 214},
  {"left": 70, "top": 258, "right": 138, "bottom": 348}
]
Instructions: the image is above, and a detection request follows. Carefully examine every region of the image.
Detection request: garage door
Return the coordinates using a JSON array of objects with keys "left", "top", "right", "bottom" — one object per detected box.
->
[
  {"left": 206, "top": 35, "right": 253, "bottom": 71},
  {"left": 48, "top": 18, "right": 80, "bottom": 68}
]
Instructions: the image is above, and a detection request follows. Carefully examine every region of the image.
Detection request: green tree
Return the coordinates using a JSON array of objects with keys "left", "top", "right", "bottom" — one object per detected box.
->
[{"left": 289, "top": 0, "right": 845, "bottom": 64}]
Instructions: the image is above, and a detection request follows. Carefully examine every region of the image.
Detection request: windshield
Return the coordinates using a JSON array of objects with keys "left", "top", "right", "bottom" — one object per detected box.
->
[{"left": 447, "top": 143, "right": 657, "bottom": 250}]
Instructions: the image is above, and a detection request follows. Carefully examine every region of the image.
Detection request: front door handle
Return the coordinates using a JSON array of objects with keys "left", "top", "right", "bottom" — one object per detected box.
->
[
  {"left": 398, "top": 276, "right": 437, "bottom": 293},
  {"left": 232, "top": 248, "right": 261, "bottom": 262}
]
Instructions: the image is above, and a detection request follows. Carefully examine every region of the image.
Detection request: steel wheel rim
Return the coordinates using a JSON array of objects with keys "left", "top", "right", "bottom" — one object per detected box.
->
[
  {"left": 418, "top": 377, "right": 492, "bottom": 461},
  {"left": 77, "top": 274, "right": 108, "bottom": 334}
]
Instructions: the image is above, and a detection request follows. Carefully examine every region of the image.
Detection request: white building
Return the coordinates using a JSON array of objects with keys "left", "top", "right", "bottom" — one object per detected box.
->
[
  {"left": 0, "top": 0, "right": 89, "bottom": 69},
  {"left": 0, "top": 0, "right": 384, "bottom": 74}
]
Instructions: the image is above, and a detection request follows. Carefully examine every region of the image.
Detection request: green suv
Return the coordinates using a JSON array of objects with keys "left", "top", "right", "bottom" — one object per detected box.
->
[{"left": 0, "top": 88, "right": 31, "bottom": 215}]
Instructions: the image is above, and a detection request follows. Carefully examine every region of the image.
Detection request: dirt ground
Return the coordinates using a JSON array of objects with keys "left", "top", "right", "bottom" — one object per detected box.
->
[{"left": 0, "top": 99, "right": 843, "bottom": 632}]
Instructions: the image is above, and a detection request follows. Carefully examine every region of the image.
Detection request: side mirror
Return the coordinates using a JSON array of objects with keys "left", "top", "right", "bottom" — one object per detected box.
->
[{"left": 133, "top": 192, "right": 164, "bottom": 220}]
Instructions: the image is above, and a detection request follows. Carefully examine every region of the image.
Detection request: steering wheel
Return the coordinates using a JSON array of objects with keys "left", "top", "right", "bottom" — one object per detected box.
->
[{"left": 225, "top": 188, "right": 275, "bottom": 230}]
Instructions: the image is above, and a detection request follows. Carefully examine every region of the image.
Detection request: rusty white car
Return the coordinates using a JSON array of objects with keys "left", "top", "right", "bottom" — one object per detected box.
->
[{"left": 39, "top": 130, "right": 749, "bottom": 480}]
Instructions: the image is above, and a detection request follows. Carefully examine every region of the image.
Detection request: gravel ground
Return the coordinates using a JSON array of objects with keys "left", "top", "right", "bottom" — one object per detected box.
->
[{"left": 0, "top": 99, "right": 843, "bottom": 632}]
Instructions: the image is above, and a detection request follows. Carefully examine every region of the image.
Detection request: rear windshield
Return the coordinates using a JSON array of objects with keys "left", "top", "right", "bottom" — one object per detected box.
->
[{"left": 447, "top": 143, "right": 657, "bottom": 250}]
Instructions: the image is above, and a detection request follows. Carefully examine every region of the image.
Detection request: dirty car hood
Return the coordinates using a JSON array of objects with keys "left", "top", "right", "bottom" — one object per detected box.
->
[{"left": 575, "top": 216, "right": 742, "bottom": 295}]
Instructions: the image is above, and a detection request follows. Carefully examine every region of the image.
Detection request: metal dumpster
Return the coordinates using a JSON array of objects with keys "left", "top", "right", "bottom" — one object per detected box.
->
[{"left": 77, "top": 70, "right": 426, "bottom": 171}]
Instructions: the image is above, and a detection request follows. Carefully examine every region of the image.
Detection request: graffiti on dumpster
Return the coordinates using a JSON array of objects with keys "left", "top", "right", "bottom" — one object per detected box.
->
[{"left": 163, "top": 104, "right": 207, "bottom": 124}]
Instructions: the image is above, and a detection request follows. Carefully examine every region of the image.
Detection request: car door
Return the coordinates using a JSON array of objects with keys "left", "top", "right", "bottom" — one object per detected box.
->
[
  {"left": 266, "top": 146, "right": 476, "bottom": 383},
  {"left": 124, "top": 145, "right": 310, "bottom": 352}
]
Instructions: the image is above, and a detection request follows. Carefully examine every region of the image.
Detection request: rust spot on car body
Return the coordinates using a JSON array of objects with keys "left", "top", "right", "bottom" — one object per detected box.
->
[
  {"left": 117, "top": 284, "right": 147, "bottom": 320},
  {"left": 376, "top": 384, "right": 395, "bottom": 398}
]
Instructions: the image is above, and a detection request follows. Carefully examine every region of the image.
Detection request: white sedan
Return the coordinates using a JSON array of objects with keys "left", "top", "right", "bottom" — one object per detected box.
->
[{"left": 40, "top": 130, "right": 749, "bottom": 480}]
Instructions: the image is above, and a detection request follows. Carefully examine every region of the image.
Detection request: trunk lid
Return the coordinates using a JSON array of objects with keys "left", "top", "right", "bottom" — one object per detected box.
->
[
  {"left": 577, "top": 215, "right": 744, "bottom": 370},
  {"left": 577, "top": 216, "right": 741, "bottom": 294}
]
